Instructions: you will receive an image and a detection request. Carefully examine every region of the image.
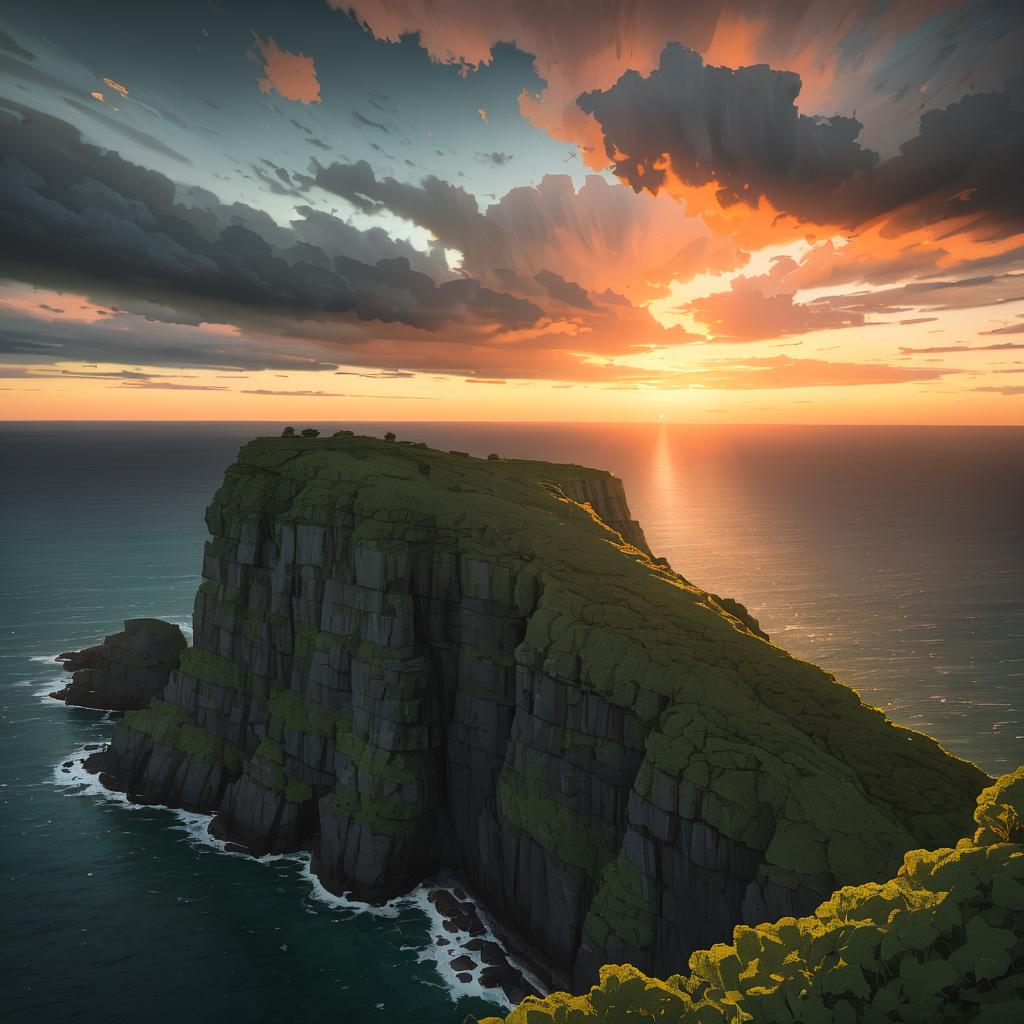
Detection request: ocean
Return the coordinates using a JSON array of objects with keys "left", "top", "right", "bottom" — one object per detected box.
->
[{"left": 2, "top": 422, "right": 1022, "bottom": 1022}]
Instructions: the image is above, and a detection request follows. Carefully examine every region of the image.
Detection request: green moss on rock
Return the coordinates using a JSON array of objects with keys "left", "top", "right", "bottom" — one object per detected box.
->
[{"left": 480, "top": 769, "right": 1024, "bottom": 1024}]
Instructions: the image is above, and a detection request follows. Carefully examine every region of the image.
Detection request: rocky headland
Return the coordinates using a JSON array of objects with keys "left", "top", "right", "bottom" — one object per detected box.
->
[
  {"left": 79, "top": 432, "right": 989, "bottom": 995},
  {"left": 52, "top": 617, "right": 186, "bottom": 711}
]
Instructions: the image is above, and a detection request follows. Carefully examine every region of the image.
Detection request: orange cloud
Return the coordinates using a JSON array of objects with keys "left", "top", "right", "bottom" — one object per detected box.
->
[
  {"left": 249, "top": 33, "right": 321, "bottom": 104},
  {"left": 102, "top": 77, "right": 129, "bottom": 97}
]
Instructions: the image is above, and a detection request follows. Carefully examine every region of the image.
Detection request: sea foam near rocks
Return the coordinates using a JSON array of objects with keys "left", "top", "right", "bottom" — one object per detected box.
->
[{"left": 52, "top": 747, "right": 523, "bottom": 1006}]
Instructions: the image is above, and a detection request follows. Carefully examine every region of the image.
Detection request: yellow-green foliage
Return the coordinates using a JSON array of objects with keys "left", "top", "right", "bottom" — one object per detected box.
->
[
  {"left": 974, "top": 766, "right": 1024, "bottom": 846},
  {"left": 479, "top": 769, "right": 1024, "bottom": 1024},
  {"left": 124, "top": 699, "right": 242, "bottom": 769}
]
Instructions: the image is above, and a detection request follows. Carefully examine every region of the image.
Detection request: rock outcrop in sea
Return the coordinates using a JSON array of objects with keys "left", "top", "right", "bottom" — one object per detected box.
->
[
  {"left": 83, "top": 433, "right": 989, "bottom": 992},
  {"left": 52, "top": 618, "right": 186, "bottom": 711}
]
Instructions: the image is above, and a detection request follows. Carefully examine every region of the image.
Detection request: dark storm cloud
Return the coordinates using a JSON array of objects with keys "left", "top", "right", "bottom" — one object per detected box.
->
[
  {"left": 0, "top": 104, "right": 544, "bottom": 360},
  {"left": 317, "top": 159, "right": 486, "bottom": 241},
  {"left": 579, "top": 44, "right": 1024, "bottom": 235},
  {"left": 579, "top": 44, "right": 876, "bottom": 218}
]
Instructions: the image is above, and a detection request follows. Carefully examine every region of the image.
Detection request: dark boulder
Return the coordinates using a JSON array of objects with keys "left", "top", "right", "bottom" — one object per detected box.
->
[{"left": 51, "top": 618, "right": 186, "bottom": 711}]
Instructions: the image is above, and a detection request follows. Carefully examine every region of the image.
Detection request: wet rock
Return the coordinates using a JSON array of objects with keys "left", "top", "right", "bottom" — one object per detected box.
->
[
  {"left": 480, "top": 963, "right": 540, "bottom": 1004},
  {"left": 450, "top": 955, "right": 476, "bottom": 972},
  {"left": 465, "top": 939, "right": 506, "bottom": 966},
  {"left": 51, "top": 619, "right": 186, "bottom": 711}
]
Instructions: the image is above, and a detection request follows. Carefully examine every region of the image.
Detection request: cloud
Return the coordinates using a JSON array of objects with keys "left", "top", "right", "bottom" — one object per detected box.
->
[
  {"left": 340, "top": 0, "right": 1022, "bottom": 174},
  {"left": 60, "top": 97, "right": 193, "bottom": 165},
  {"left": 899, "top": 342, "right": 1024, "bottom": 355},
  {"left": 241, "top": 388, "right": 436, "bottom": 398},
  {"left": 119, "top": 380, "right": 228, "bottom": 391},
  {"left": 579, "top": 44, "right": 876, "bottom": 219},
  {"left": 0, "top": 28, "right": 34, "bottom": 62},
  {"left": 580, "top": 45, "right": 1024, "bottom": 242},
  {"left": 683, "top": 257, "right": 866, "bottom": 341},
  {"left": 660, "top": 355, "right": 959, "bottom": 390},
  {"left": 0, "top": 104, "right": 545, "bottom": 336},
  {"left": 972, "top": 385, "right": 1024, "bottom": 395},
  {"left": 0, "top": 105, "right": 699, "bottom": 382},
  {"left": 249, "top": 34, "right": 321, "bottom": 104},
  {"left": 352, "top": 110, "right": 389, "bottom": 133},
  {"left": 316, "top": 161, "right": 740, "bottom": 301},
  {"left": 478, "top": 151, "right": 513, "bottom": 166},
  {"left": 981, "top": 323, "right": 1024, "bottom": 335}
]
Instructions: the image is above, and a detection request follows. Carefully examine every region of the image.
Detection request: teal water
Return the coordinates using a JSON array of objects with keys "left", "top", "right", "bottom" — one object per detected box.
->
[{"left": 2, "top": 422, "right": 1022, "bottom": 1021}]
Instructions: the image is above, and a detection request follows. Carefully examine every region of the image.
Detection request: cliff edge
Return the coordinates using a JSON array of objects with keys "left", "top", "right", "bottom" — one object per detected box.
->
[{"left": 84, "top": 433, "right": 988, "bottom": 990}]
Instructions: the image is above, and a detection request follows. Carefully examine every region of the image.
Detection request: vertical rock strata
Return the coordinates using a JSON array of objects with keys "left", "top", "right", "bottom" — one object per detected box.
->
[
  {"left": 52, "top": 618, "right": 186, "bottom": 711},
  {"left": 86, "top": 434, "right": 989, "bottom": 989}
]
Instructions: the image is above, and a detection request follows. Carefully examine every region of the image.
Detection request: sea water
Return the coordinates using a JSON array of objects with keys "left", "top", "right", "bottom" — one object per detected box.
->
[{"left": 2, "top": 422, "right": 1021, "bottom": 1021}]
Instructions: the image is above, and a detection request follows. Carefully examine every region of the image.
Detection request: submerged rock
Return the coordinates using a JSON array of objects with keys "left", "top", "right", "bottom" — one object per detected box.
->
[
  {"left": 81, "top": 433, "right": 988, "bottom": 991},
  {"left": 51, "top": 618, "right": 186, "bottom": 711}
]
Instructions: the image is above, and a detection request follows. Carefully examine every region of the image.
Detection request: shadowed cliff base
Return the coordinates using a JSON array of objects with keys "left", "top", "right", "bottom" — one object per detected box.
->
[{"left": 81, "top": 432, "right": 987, "bottom": 992}]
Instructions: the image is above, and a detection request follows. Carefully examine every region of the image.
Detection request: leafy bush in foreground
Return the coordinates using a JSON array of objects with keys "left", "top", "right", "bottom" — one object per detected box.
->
[{"left": 478, "top": 767, "right": 1024, "bottom": 1024}]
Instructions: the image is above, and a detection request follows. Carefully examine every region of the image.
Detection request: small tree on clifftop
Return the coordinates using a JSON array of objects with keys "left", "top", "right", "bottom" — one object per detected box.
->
[{"left": 281, "top": 426, "right": 296, "bottom": 437}]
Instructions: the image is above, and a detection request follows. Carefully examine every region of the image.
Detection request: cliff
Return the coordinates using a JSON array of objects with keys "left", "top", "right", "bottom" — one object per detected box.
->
[
  {"left": 84, "top": 433, "right": 988, "bottom": 990},
  {"left": 481, "top": 765, "right": 1024, "bottom": 1023},
  {"left": 52, "top": 618, "right": 186, "bottom": 710}
]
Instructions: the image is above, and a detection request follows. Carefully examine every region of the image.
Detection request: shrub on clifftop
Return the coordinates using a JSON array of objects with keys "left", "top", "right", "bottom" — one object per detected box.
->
[{"left": 478, "top": 766, "right": 1024, "bottom": 1024}]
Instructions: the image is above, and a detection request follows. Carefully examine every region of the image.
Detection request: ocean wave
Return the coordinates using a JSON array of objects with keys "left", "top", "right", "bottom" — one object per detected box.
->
[{"left": 52, "top": 747, "right": 521, "bottom": 1007}]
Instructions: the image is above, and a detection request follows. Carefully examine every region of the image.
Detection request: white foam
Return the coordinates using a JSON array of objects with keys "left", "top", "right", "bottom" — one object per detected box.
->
[{"left": 52, "top": 748, "right": 519, "bottom": 1007}]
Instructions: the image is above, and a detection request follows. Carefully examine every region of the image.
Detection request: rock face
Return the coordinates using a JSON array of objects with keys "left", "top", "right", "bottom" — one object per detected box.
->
[
  {"left": 52, "top": 618, "right": 186, "bottom": 710},
  {"left": 85, "top": 434, "right": 988, "bottom": 991}
]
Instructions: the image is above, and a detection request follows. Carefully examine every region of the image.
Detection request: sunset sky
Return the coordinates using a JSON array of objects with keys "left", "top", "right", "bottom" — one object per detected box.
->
[{"left": 1, "top": 0, "right": 1023, "bottom": 422}]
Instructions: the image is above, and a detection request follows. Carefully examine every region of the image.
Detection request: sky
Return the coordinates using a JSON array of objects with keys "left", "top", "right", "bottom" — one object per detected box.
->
[{"left": 1, "top": 0, "right": 1023, "bottom": 423}]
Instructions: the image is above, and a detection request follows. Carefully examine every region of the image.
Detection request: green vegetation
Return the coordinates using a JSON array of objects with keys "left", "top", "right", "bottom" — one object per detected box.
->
[
  {"left": 123, "top": 699, "right": 242, "bottom": 769},
  {"left": 480, "top": 768, "right": 1024, "bottom": 1024}
]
